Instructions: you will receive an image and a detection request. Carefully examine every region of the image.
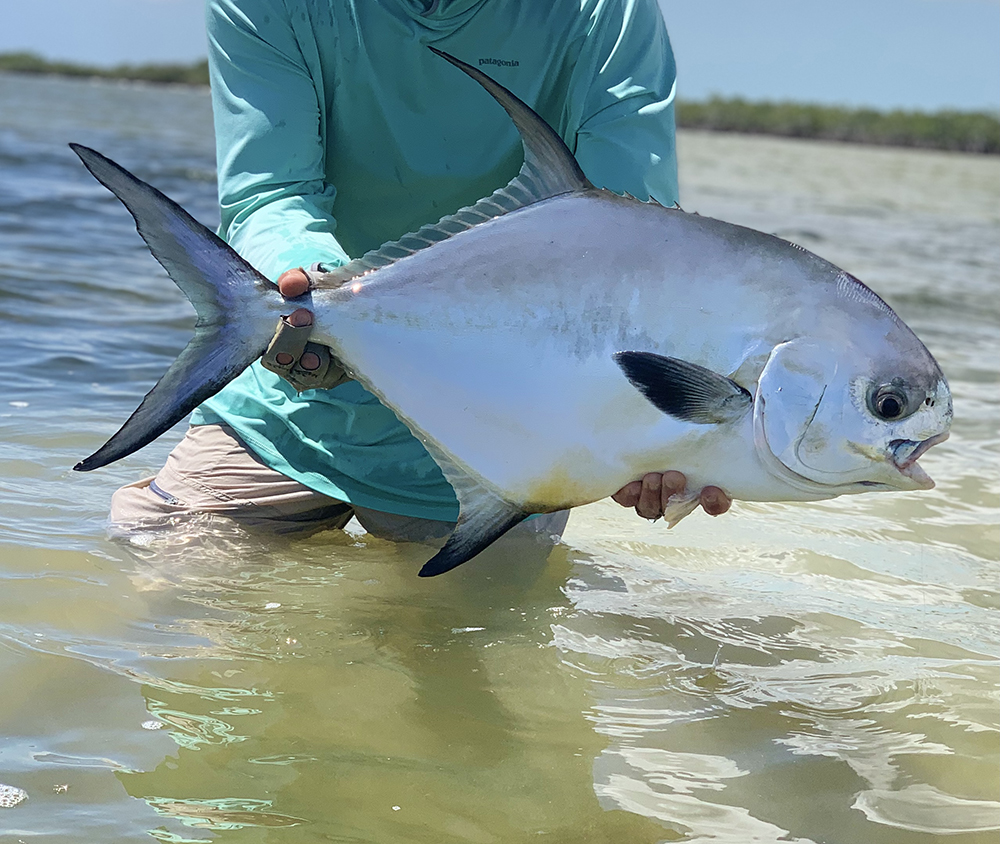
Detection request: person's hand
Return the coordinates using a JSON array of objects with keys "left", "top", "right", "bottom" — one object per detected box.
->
[
  {"left": 261, "top": 268, "right": 350, "bottom": 390},
  {"left": 612, "top": 471, "right": 731, "bottom": 520},
  {"left": 274, "top": 268, "right": 321, "bottom": 372}
]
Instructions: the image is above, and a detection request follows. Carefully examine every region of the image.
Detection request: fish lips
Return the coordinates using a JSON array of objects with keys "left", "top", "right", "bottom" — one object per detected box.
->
[{"left": 888, "top": 432, "right": 949, "bottom": 489}]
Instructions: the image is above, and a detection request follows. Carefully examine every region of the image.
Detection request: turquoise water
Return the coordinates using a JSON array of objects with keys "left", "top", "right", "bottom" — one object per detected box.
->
[{"left": 0, "top": 72, "right": 997, "bottom": 842}]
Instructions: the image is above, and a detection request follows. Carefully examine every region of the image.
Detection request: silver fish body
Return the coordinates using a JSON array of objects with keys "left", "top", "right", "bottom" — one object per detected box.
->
[
  {"left": 308, "top": 189, "right": 949, "bottom": 511},
  {"left": 70, "top": 50, "right": 951, "bottom": 575}
]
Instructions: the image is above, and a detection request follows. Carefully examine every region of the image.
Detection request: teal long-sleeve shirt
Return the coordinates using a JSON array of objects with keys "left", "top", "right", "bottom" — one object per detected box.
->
[{"left": 193, "top": 0, "right": 680, "bottom": 521}]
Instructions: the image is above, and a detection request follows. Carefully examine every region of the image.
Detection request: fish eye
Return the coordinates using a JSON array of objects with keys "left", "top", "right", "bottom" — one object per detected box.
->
[{"left": 870, "top": 384, "right": 908, "bottom": 420}]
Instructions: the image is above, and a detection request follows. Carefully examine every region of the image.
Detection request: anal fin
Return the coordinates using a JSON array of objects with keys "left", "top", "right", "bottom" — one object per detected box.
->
[{"left": 419, "top": 494, "right": 528, "bottom": 577}]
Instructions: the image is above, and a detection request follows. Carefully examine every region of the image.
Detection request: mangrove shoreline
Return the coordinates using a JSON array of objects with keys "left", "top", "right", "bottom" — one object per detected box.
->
[{"left": 2, "top": 52, "right": 997, "bottom": 154}]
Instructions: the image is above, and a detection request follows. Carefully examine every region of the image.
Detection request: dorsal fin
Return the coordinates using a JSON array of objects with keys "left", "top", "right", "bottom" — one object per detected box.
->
[{"left": 312, "top": 48, "right": 593, "bottom": 290}]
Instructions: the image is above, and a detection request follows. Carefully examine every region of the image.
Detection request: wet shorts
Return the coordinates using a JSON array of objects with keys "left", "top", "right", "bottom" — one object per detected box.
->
[{"left": 111, "top": 423, "right": 568, "bottom": 542}]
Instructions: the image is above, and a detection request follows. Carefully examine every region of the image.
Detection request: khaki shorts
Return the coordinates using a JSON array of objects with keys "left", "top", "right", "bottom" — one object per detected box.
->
[{"left": 111, "top": 424, "right": 568, "bottom": 543}]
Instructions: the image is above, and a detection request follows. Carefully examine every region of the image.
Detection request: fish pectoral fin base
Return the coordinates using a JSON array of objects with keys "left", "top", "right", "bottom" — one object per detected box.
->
[
  {"left": 614, "top": 351, "right": 752, "bottom": 424},
  {"left": 69, "top": 144, "right": 278, "bottom": 470},
  {"left": 418, "top": 495, "right": 529, "bottom": 577}
]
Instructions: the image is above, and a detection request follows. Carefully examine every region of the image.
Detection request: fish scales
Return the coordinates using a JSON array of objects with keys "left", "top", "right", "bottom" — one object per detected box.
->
[{"left": 307, "top": 193, "right": 834, "bottom": 504}]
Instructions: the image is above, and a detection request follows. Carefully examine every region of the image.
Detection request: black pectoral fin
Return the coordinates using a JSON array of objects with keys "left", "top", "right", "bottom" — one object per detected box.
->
[
  {"left": 614, "top": 351, "right": 752, "bottom": 424},
  {"left": 418, "top": 501, "right": 529, "bottom": 577}
]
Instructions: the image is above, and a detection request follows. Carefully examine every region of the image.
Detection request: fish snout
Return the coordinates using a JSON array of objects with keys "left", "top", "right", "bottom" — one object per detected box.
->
[{"left": 889, "top": 432, "right": 950, "bottom": 488}]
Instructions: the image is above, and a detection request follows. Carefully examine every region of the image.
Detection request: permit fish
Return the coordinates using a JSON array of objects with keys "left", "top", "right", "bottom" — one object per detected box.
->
[{"left": 70, "top": 49, "right": 952, "bottom": 576}]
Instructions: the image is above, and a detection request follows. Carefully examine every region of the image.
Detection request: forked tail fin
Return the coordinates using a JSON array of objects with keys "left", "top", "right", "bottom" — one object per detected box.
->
[{"left": 70, "top": 144, "right": 283, "bottom": 471}]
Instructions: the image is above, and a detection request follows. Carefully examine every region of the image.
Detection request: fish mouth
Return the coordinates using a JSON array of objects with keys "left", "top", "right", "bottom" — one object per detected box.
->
[{"left": 889, "top": 432, "right": 949, "bottom": 488}]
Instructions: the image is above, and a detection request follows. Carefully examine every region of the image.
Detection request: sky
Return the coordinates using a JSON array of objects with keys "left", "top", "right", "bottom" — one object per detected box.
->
[{"left": 1, "top": 0, "right": 997, "bottom": 112}]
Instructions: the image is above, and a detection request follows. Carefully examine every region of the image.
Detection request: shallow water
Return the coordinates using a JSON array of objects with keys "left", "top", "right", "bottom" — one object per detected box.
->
[{"left": 0, "top": 73, "right": 997, "bottom": 843}]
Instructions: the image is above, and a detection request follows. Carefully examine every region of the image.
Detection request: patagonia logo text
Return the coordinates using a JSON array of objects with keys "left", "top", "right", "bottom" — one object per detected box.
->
[{"left": 479, "top": 58, "right": 519, "bottom": 68}]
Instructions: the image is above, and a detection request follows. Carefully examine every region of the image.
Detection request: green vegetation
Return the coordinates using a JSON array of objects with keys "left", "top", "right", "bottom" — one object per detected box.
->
[
  {"left": 2, "top": 52, "right": 996, "bottom": 154},
  {"left": 676, "top": 96, "right": 999, "bottom": 154},
  {"left": 0, "top": 52, "right": 208, "bottom": 86}
]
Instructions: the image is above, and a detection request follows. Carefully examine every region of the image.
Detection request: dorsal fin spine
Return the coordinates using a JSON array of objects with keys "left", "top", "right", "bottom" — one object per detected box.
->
[{"left": 312, "top": 49, "right": 592, "bottom": 292}]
